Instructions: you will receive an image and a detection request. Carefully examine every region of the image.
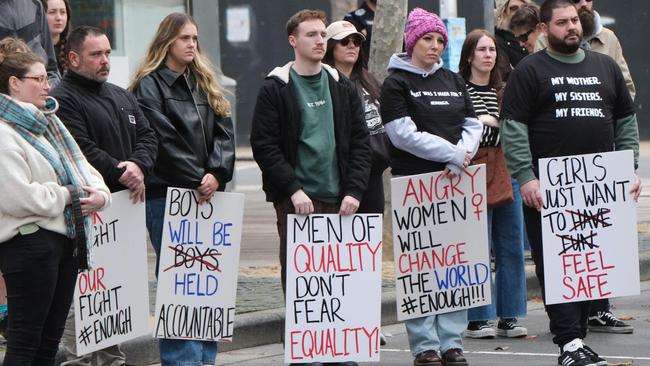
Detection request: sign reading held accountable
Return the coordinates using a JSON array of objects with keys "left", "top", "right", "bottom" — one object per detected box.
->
[
  {"left": 285, "top": 214, "right": 383, "bottom": 364},
  {"left": 540, "top": 151, "right": 640, "bottom": 305},
  {"left": 154, "top": 189, "right": 244, "bottom": 341},
  {"left": 74, "top": 190, "right": 149, "bottom": 355},
  {"left": 391, "top": 166, "right": 490, "bottom": 321}
]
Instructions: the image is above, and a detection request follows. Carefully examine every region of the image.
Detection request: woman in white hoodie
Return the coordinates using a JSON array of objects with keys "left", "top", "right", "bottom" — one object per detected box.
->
[
  {"left": 0, "top": 37, "right": 109, "bottom": 365},
  {"left": 379, "top": 8, "right": 482, "bottom": 366}
]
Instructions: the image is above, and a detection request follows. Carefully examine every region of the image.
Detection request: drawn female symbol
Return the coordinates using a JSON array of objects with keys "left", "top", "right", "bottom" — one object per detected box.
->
[{"left": 471, "top": 193, "right": 484, "bottom": 220}]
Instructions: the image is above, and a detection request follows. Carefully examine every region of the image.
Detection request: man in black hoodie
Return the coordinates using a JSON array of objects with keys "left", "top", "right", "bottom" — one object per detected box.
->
[{"left": 50, "top": 25, "right": 157, "bottom": 366}]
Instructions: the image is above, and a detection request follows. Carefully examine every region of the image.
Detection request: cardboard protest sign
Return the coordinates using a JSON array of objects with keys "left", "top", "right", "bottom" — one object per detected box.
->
[
  {"left": 391, "top": 166, "right": 490, "bottom": 320},
  {"left": 154, "top": 189, "right": 244, "bottom": 341},
  {"left": 540, "top": 151, "right": 640, "bottom": 305},
  {"left": 74, "top": 190, "right": 150, "bottom": 355},
  {"left": 285, "top": 214, "right": 383, "bottom": 364}
]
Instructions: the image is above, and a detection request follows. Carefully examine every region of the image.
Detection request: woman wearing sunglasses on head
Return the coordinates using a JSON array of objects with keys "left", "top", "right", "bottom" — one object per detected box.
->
[{"left": 0, "top": 37, "right": 110, "bottom": 365}]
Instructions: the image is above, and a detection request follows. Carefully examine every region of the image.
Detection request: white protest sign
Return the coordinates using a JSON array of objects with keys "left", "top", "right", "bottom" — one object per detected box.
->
[
  {"left": 284, "top": 214, "right": 383, "bottom": 364},
  {"left": 391, "top": 166, "right": 490, "bottom": 320},
  {"left": 540, "top": 151, "right": 640, "bottom": 304},
  {"left": 74, "top": 190, "right": 150, "bottom": 355},
  {"left": 154, "top": 188, "right": 244, "bottom": 341}
]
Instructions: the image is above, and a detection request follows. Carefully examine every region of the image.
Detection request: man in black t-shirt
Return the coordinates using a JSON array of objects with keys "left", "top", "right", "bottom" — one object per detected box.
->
[{"left": 501, "top": 1, "right": 641, "bottom": 366}]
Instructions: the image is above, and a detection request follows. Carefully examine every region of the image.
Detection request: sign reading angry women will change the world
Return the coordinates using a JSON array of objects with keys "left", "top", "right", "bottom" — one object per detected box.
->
[
  {"left": 540, "top": 150, "right": 640, "bottom": 305},
  {"left": 154, "top": 188, "right": 244, "bottom": 341},
  {"left": 391, "top": 165, "right": 491, "bottom": 321}
]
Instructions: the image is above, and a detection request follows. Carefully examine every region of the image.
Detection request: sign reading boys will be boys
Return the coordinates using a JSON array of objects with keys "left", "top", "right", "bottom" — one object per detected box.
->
[
  {"left": 74, "top": 191, "right": 150, "bottom": 355},
  {"left": 154, "top": 189, "right": 244, "bottom": 341},
  {"left": 285, "top": 214, "right": 383, "bottom": 364},
  {"left": 391, "top": 166, "right": 490, "bottom": 321},
  {"left": 540, "top": 150, "right": 640, "bottom": 305}
]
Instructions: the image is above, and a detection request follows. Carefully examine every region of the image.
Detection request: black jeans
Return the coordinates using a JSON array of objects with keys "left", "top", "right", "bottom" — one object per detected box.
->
[
  {"left": 0, "top": 228, "right": 77, "bottom": 365},
  {"left": 523, "top": 206, "right": 591, "bottom": 348}
]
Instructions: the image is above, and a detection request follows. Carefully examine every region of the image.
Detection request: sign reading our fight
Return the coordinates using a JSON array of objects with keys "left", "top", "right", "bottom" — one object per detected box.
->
[
  {"left": 74, "top": 190, "right": 150, "bottom": 355},
  {"left": 391, "top": 166, "right": 490, "bottom": 321},
  {"left": 540, "top": 151, "right": 640, "bottom": 305},
  {"left": 154, "top": 188, "right": 244, "bottom": 341},
  {"left": 285, "top": 214, "right": 383, "bottom": 364}
]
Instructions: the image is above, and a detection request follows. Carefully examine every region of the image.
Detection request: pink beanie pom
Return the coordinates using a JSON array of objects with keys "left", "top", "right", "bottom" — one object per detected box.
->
[{"left": 405, "top": 8, "right": 448, "bottom": 57}]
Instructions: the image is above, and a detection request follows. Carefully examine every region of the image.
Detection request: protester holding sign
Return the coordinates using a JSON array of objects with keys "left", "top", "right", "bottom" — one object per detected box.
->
[
  {"left": 0, "top": 37, "right": 110, "bottom": 365},
  {"left": 380, "top": 8, "right": 482, "bottom": 365},
  {"left": 458, "top": 29, "right": 528, "bottom": 339},
  {"left": 130, "top": 12, "right": 235, "bottom": 366},
  {"left": 501, "top": 1, "right": 641, "bottom": 365}
]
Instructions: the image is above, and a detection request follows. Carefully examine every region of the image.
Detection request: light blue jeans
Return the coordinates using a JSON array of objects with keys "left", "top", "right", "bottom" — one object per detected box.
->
[
  {"left": 147, "top": 197, "right": 218, "bottom": 366},
  {"left": 405, "top": 310, "right": 468, "bottom": 356},
  {"left": 468, "top": 178, "right": 527, "bottom": 321}
]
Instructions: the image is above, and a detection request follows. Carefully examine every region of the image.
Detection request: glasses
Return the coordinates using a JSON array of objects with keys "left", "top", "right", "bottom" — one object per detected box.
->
[
  {"left": 339, "top": 37, "right": 361, "bottom": 47},
  {"left": 570, "top": 0, "right": 592, "bottom": 3},
  {"left": 515, "top": 29, "right": 534, "bottom": 43},
  {"left": 20, "top": 75, "right": 50, "bottom": 85}
]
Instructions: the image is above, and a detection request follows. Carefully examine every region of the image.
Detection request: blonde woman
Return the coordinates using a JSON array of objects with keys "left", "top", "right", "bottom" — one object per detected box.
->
[
  {"left": 495, "top": 0, "right": 535, "bottom": 74},
  {"left": 129, "top": 12, "right": 234, "bottom": 366}
]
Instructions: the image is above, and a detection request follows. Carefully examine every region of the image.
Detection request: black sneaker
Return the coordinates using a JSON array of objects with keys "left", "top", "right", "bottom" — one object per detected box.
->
[
  {"left": 464, "top": 320, "right": 495, "bottom": 339},
  {"left": 496, "top": 318, "right": 527, "bottom": 338},
  {"left": 582, "top": 345, "right": 608, "bottom": 366},
  {"left": 557, "top": 348, "right": 597, "bottom": 366},
  {"left": 588, "top": 311, "right": 633, "bottom": 334}
]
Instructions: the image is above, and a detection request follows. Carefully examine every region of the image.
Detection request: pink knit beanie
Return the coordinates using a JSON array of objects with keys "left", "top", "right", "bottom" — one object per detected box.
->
[{"left": 405, "top": 8, "right": 448, "bottom": 56}]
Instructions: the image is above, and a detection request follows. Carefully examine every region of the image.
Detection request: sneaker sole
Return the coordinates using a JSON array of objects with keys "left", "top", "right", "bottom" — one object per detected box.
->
[
  {"left": 464, "top": 329, "right": 495, "bottom": 339},
  {"left": 496, "top": 328, "right": 528, "bottom": 338},
  {"left": 588, "top": 325, "right": 634, "bottom": 334}
]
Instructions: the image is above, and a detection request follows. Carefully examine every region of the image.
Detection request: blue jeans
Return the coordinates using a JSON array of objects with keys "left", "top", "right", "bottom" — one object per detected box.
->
[
  {"left": 146, "top": 197, "right": 218, "bottom": 366},
  {"left": 405, "top": 310, "right": 468, "bottom": 356},
  {"left": 468, "top": 178, "right": 527, "bottom": 321}
]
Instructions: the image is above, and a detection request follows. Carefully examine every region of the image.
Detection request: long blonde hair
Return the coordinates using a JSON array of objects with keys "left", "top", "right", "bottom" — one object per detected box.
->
[
  {"left": 495, "top": 0, "right": 535, "bottom": 30},
  {"left": 129, "top": 13, "right": 230, "bottom": 118}
]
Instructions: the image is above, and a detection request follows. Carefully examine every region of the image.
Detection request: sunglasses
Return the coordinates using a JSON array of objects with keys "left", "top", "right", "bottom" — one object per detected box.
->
[
  {"left": 339, "top": 37, "right": 362, "bottom": 47},
  {"left": 515, "top": 29, "right": 534, "bottom": 43},
  {"left": 570, "top": 0, "right": 592, "bottom": 3}
]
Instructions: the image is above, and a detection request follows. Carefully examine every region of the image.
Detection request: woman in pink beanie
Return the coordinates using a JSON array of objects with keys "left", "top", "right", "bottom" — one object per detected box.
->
[{"left": 379, "top": 8, "right": 483, "bottom": 366}]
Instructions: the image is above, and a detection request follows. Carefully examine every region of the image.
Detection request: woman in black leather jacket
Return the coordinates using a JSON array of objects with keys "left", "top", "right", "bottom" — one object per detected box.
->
[{"left": 128, "top": 12, "right": 234, "bottom": 366}]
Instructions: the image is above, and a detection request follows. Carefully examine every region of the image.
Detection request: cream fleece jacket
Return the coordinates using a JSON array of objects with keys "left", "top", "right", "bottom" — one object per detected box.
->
[{"left": 0, "top": 119, "right": 110, "bottom": 243}]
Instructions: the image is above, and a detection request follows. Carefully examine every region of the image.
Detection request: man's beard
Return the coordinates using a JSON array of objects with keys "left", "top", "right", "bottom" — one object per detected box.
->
[
  {"left": 547, "top": 30, "right": 582, "bottom": 54},
  {"left": 578, "top": 8, "right": 596, "bottom": 38}
]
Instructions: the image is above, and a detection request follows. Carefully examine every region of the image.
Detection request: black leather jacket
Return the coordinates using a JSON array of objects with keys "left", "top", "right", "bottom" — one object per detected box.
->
[{"left": 134, "top": 66, "right": 235, "bottom": 198}]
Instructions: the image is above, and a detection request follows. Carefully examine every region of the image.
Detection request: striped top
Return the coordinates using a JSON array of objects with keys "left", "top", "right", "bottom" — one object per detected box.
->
[{"left": 466, "top": 81, "right": 500, "bottom": 147}]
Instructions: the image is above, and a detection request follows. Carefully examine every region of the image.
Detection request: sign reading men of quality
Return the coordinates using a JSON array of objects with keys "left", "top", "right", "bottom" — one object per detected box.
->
[
  {"left": 391, "top": 165, "right": 490, "bottom": 320},
  {"left": 74, "top": 190, "right": 149, "bottom": 355},
  {"left": 540, "top": 150, "right": 640, "bottom": 305},
  {"left": 285, "top": 214, "right": 383, "bottom": 363},
  {"left": 154, "top": 189, "right": 244, "bottom": 341}
]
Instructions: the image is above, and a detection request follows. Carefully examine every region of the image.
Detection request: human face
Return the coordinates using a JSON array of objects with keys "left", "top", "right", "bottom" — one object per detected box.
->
[
  {"left": 69, "top": 34, "right": 111, "bottom": 82},
  {"left": 470, "top": 35, "right": 497, "bottom": 76},
  {"left": 411, "top": 32, "right": 445, "bottom": 70},
  {"left": 512, "top": 26, "right": 539, "bottom": 53},
  {"left": 505, "top": 0, "right": 526, "bottom": 23},
  {"left": 166, "top": 22, "right": 198, "bottom": 72},
  {"left": 571, "top": 0, "right": 593, "bottom": 12},
  {"left": 333, "top": 35, "right": 361, "bottom": 69},
  {"left": 10, "top": 63, "right": 50, "bottom": 108},
  {"left": 289, "top": 19, "right": 327, "bottom": 64},
  {"left": 46, "top": 0, "right": 67, "bottom": 38},
  {"left": 543, "top": 6, "right": 582, "bottom": 54}
]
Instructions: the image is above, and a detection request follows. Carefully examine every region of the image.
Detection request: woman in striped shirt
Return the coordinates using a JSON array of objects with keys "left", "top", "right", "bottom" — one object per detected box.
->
[{"left": 458, "top": 29, "right": 528, "bottom": 340}]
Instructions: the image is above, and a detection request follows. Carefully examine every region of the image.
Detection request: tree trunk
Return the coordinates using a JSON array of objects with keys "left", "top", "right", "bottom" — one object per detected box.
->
[
  {"left": 329, "top": 0, "right": 358, "bottom": 23},
  {"left": 368, "top": 0, "right": 407, "bottom": 83}
]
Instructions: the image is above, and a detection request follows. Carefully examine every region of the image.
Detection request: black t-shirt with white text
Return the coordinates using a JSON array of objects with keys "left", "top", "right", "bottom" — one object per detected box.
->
[
  {"left": 380, "top": 68, "right": 476, "bottom": 175},
  {"left": 502, "top": 50, "right": 634, "bottom": 168}
]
